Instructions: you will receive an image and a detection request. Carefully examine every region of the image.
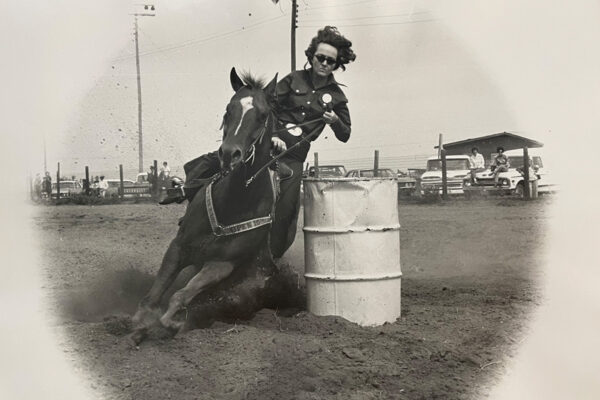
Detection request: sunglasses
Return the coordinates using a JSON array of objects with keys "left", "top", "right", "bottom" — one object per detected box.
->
[{"left": 314, "top": 54, "right": 337, "bottom": 66}]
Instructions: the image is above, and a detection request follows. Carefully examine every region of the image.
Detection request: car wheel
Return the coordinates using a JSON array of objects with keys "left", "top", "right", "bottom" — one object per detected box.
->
[{"left": 514, "top": 182, "right": 524, "bottom": 198}]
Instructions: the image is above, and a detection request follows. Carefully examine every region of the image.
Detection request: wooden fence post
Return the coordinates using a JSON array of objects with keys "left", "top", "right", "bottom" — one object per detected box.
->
[
  {"left": 153, "top": 159, "right": 158, "bottom": 197},
  {"left": 119, "top": 164, "right": 124, "bottom": 199},
  {"left": 441, "top": 149, "right": 448, "bottom": 200},
  {"left": 314, "top": 153, "right": 319, "bottom": 178},
  {"left": 374, "top": 150, "right": 379, "bottom": 177},
  {"left": 56, "top": 162, "right": 60, "bottom": 200},
  {"left": 523, "top": 147, "right": 531, "bottom": 199},
  {"left": 84, "top": 166, "right": 90, "bottom": 195}
]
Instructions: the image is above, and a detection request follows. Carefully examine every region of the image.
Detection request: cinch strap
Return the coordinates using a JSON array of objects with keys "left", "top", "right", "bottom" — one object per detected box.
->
[{"left": 205, "top": 172, "right": 278, "bottom": 237}]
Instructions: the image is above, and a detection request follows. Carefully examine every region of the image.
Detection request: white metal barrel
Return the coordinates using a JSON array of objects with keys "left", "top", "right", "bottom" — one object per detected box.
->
[{"left": 303, "top": 177, "right": 401, "bottom": 326}]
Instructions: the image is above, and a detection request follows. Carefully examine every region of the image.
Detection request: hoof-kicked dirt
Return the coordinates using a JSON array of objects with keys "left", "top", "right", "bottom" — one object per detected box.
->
[{"left": 34, "top": 198, "right": 548, "bottom": 399}]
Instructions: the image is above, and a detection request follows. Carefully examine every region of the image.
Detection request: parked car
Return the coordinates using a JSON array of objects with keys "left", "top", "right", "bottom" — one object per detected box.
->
[
  {"left": 396, "top": 170, "right": 417, "bottom": 196},
  {"left": 419, "top": 155, "right": 471, "bottom": 195},
  {"left": 51, "top": 180, "right": 83, "bottom": 198},
  {"left": 345, "top": 168, "right": 396, "bottom": 178},
  {"left": 464, "top": 147, "right": 555, "bottom": 197},
  {"left": 305, "top": 165, "right": 347, "bottom": 178},
  {"left": 136, "top": 172, "right": 152, "bottom": 185},
  {"left": 105, "top": 179, "right": 152, "bottom": 198}
]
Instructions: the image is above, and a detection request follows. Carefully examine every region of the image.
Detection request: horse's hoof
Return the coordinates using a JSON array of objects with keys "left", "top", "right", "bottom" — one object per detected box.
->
[
  {"left": 159, "top": 315, "right": 184, "bottom": 334},
  {"left": 128, "top": 328, "right": 147, "bottom": 347},
  {"left": 177, "top": 321, "right": 191, "bottom": 335},
  {"left": 132, "top": 306, "right": 161, "bottom": 330}
]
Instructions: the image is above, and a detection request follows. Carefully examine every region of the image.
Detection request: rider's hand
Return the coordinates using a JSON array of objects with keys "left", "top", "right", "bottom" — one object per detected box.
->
[
  {"left": 271, "top": 137, "right": 287, "bottom": 153},
  {"left": 322, "top": 110, "right": 339, "bottom": 124}
]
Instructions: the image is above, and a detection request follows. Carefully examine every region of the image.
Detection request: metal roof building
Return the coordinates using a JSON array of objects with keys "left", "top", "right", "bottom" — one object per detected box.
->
[{"left": 436, "top": 132, "right": 543, "bottom": 162}]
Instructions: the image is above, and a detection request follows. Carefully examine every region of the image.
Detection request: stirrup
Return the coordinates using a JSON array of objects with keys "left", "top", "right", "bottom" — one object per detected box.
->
[{"left": 276, "top": 161, "right": 293, "bottom": 181}]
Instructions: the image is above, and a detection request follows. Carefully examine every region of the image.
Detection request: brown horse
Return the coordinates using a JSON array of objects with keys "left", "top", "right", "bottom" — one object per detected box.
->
[{"left": 130, "top": 68, "right": 278, "bottom": 344}]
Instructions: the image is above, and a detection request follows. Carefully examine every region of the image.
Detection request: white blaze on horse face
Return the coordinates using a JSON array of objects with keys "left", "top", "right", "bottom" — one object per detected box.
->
[{"left": 233, "top": 96, "right": 254, "bottom": 136}]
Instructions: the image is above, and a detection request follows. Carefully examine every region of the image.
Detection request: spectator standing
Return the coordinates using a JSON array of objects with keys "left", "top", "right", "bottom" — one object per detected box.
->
[
  {"left": 42, "top": 171, "right": 52, "bottom": 199},
  {"left": 98, "top": 176, "right": 109, "bottom": 198},
  {"left": 147, "top": 165, "right": 156, "bottom": 184},
  {"left": 160, "top": 162, "right": 171, "bottom": 180},
  {"left": 92, "top": 176, "right": 100, "bottom": 197},
  {"left": 33, "top": 173, "right": 42, "bottom": 201}
]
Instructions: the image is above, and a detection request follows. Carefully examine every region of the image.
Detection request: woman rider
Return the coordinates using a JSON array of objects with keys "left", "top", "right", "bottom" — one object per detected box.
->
[{"left": 162, "top": 26, "right": 356, "bottom": 259}]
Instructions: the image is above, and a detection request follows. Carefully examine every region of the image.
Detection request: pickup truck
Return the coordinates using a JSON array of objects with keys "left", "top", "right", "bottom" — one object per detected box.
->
[
  {"left": 419, "top": 155, "right": 471, "bottom": 195},
  {"left": 464, "top": 148, "right": 556, "bottom": 197}
]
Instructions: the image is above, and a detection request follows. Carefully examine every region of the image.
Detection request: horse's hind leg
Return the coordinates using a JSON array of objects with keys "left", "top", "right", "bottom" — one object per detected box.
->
[
  {"left": 132, "top": 239, "right": 188, "bottom": 331},
  {"left": 159, "top": 261, "right": 235, "bottom": 331}
]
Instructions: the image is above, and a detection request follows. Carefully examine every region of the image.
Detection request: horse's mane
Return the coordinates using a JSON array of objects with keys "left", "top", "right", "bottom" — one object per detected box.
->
[{"left": 240, "top": 72, "right": 266, "bottom": 90}]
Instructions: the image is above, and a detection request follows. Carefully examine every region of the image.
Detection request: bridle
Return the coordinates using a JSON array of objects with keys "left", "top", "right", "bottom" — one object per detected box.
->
[
  {"left": 240, "top": 113, "right": 269, "bottom": 167},
  {"left": 221, "top": 98, "right": 328, "bottom": 187},
  {"left": 244, "top": 115, "right": 325, "bottom": 186}
]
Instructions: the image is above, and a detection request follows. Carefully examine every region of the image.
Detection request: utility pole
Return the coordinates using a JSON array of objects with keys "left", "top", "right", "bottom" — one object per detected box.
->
[
  {"left": 291, "top": 0, "right": 298, "bottom": 72},
  {"left": 132, "top": 4, "right": 156, "bottom": 173}
]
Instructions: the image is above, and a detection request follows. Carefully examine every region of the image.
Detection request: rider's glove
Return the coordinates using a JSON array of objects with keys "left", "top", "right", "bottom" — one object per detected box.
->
[{"left": 271, "top": 137, "right": 287, "bottom": 153}]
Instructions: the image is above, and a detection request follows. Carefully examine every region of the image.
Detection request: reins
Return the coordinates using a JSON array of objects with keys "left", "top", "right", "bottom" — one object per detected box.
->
[{"left": 245, "top": 116, "right": 324, "bottom": 187}]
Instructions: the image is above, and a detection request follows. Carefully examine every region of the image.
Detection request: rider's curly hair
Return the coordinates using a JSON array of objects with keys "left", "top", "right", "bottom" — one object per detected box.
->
[{"left": 304, "top": 26, "right": 356, "bottom": 71}]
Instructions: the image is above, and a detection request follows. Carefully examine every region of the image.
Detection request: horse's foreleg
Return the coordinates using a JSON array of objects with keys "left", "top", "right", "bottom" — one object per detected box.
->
[
  {"left": 159, "top": 261, "right": 235, "bottom": 331},
  {"left": 132, "top": 239, "right": 186, "bottom": 330}
]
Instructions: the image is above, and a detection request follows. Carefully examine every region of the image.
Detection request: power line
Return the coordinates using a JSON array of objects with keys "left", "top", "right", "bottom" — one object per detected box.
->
[
  {"left": 301, "top": 0, "right": 381, "bottom": 11},
  {"left": 299, "top": 18, "right": 436, "bottom": 29},
  {"left": 114, "top": 15, "right": 287, "bottom": 61},
  {"left": 300, "top": 11, "right": 429, "bottom": 23}
]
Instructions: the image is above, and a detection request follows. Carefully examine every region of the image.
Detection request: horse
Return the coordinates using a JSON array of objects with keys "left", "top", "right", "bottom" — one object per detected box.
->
[{"left": 130, "top": 68, "right": 279, "bottom": 344}]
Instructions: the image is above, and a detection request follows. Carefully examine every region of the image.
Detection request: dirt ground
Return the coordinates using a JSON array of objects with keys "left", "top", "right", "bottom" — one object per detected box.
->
[{"left": 34, "top": 197, "right": 548, "bottom": 400}]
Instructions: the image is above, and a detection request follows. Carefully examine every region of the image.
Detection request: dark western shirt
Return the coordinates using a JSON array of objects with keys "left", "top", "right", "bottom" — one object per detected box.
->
[{"left": 274, "top": 69, "right": 351, "bottom": 162}]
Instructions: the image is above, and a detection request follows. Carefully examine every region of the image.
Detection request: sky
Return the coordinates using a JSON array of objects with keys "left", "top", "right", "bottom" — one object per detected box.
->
[
  {"left": 7, "top": 0, "right": 521, "bottom": 178},
  {"left": 2, "top": 1, "right": 600, "bottom": 399}
]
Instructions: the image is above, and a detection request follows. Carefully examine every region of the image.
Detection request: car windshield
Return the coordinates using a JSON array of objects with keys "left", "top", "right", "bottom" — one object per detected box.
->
[
  {"left": 310, "top": 166, "right": 346, "bottom": 177},
  {"left": 426, "top": 159, "right": 470, "bottom": 171},
  {"left": 507, "top": 156, "right": 543, "bottom": 169},
  {"left": 359, "top": 169, "right": 395, "bottom": 177}
]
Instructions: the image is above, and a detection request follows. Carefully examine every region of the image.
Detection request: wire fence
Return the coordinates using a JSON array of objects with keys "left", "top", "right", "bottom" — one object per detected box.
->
[{"left": 314, "top": 154, "right": 431, "bottom": 172}]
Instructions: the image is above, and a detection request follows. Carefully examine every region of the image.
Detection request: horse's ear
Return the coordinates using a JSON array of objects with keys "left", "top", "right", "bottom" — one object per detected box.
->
[
  {"left": 230, "top": 67, "right": 244, "bottom": 92},
  {"left": 264, "top": 73, "right": 278, "bottom": 104}
]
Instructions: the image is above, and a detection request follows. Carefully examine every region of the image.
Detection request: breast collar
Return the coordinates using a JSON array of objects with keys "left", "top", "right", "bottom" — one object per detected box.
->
[{"left": 205, "top": 170, "right": 278, "bottom": 237}]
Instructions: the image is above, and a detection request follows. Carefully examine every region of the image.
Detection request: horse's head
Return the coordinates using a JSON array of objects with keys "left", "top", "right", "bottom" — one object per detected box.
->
[{"left": 218, "top": 68, "right": 278, "bottom": 174}]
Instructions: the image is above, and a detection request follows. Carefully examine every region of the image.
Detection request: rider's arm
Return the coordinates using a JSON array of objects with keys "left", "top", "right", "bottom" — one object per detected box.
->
[
  {"left": 330, "top": 102, "right": 351, "bottom": 143},
  {"left": 272, "top": 73, "right": 294, "bottom": 140}
]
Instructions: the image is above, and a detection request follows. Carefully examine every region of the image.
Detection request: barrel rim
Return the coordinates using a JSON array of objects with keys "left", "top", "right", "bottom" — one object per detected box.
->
[
  {"left": 303, "top": 177, "right": 398, "bottom": 182},
  {"left": 303, "top": 224, "right": 401, "bottom": 233},
  {"left": 305, "top": 272, "right": 403, "bottom": 282}
]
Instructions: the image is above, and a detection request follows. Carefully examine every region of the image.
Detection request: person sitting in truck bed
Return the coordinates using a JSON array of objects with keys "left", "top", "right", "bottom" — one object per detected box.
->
[
  {"left": 468, "top": 146, "right": 485, "bottom": 182},
  {"left": 492, "top": 146, "right": 510, "bottom": 186}
]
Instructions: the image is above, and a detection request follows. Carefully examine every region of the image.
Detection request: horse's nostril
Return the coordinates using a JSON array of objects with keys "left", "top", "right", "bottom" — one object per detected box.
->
[{"left": 231, "top": 149, "right": 242, "bottom": 163}]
